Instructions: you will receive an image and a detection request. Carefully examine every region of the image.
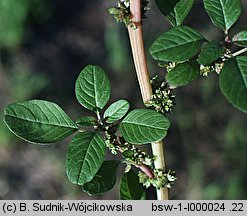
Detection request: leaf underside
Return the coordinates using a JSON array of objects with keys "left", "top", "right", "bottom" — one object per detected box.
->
[
  {"left": 150, "top": 26, "right": 204, "bottom": 62},
  {"left": 75, "top": 65, "right": 110, "bottom": 112},
  {"left": 66, "top": 131, "right": 106, "bottom": 185},
  {"left": 220, "top": 56, "right": 247, "bottom": 112},
  {"left": 83, "top": 160, "right": 121, "bottom": 195},
  {"left": 4, "top": 100, "right": 78, "bottom": 144},
  {"left": 120, "top": 109, "right": 170, "bottom": 144}
]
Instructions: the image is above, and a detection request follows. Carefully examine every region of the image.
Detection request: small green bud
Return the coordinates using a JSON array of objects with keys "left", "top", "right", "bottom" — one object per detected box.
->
[
  {"left": 146, "top": 76, "right": 175, "bottom": 115},
  {"left": 138, "top": 169, "right": 177, "bottom": 189},
  {"left": 125, "top": 164, "right": 132, "bottom": 173},
  {"left": 200, "top": 65, "right": 212, "bottom": 76}
]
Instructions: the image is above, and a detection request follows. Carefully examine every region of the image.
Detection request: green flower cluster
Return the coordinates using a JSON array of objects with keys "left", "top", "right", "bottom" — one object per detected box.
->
[
  {"left": 200, "top": 61, "right": 224, "bottom": 76},
  {"left": 139, "top": 169, "right": 177, "bottom": 189},
  {"left": 146, "top": 75, "right": 175, "bottom": 115},
  {"left": 104, "top": 124, "right": 153, "bottom": 167},
  {"left": 104, "top": 122, "right": 177, "bottom": 190},
  {"left": 108, "top": 0, "right": 132, "bottom": 27},
  {"left": 108, "top": 0, "right": 149, "bottom": 28}
]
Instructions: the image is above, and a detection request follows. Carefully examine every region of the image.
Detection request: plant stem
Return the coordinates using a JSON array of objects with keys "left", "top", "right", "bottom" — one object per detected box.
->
[
  {"left": 127, "top": 0, "right": 169, "bottom": 200},
  {"left": 225, "top": 47, "right": 247, "bottom": 58},
  {"left": 96, "top": 110, "right": 103, "bottom": 126},
  {"left": 231, "top": 47, "right": 247, "bottom": 57}
]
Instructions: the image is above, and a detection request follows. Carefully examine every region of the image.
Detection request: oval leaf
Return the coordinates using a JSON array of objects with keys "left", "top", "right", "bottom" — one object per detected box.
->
[
  {"left": 4, "top": 100, "right": 78, "bottom": 144},
  {"left": 120, "top": 109, "right": 170, "bottom": 144},
  {"left": 76, "top": 116, "right": 96, "bottom": 127},
  {"left": 150, "top": 26, "right": 204, "bottom": 62},
  {"left": 155, "top": 0, "right": 194, "bottom": 26},
  {"left": 120, "top": 170, "right": 145, "bottom": 200},
  {"left": 233, "top": 31, "right": 247, "bottom": 47},
  {"left": 103, "top": 99, "right": 130, "bottom": 123},
  {"left": 198, "top": 41, "right": 225, "bottom": 65},
  {"left": 83, "top": 160, "right": 121, "bottom": 195},
  {"left": 220, "top": 56, "right": 247, "bottom": 112},
  {"left": 203, "top": 0, "right": 242, "bottom": 32},
  {"left": 66, "top": 131, "right": 106, "bottom": 185},
  {"left": 75, "top": 65, "right": 110, "bottom": 112},
  {"left": 166, "top": 61, "right": 200, "bottom": 87}
]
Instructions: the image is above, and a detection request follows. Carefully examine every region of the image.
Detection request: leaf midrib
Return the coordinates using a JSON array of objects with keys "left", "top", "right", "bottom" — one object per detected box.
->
[
  {"left": 93, "top": 67, "right": 98, "bottom": 108},
  {"left": 77, "top": 135, "right": 94, "bottom": 184},
  {"left": 77, "top": 133, "right": 103, "bottom": 184},
  {"left": 5, "top": 113, "right": 77, "bottom": 129},
  {"left": 151, "top": 40, "right": 201, "bottom": 56},
  {"left": 219, "top": 0, "right": 227, "bottom": 30},
  {"left": 122, "top": 121, "right": 165, "bottom": 130}
]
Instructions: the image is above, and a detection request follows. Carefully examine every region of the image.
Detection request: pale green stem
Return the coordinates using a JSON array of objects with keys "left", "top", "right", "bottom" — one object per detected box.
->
[{"left": 225, "top": 47, "right": 247, "bottom": 58}]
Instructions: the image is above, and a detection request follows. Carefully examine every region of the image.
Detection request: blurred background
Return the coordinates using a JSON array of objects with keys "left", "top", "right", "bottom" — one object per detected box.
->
[{"left": 0, "top": 0, "right": 247, "bottom": 200}]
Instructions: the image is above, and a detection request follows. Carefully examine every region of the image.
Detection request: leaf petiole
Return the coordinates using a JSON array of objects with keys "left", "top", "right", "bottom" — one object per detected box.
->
[
  {"left": 224, "top": 47, "right": 247, "bottom": 58},
  {"left": 96, "top": 110, "right": 104, "bottom": 126}
]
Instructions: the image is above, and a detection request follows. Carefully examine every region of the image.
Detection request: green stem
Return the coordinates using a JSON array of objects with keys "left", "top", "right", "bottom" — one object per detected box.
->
[
  {"left": 96, "top": 110, "right": 103, "bottom": 126},
  {"left": 225, "top": 47, "right": 247, "bottom": 58}
]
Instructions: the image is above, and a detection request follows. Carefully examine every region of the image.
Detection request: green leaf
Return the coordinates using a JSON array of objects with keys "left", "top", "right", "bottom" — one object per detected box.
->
[
  {"left": 120, "top": 109, "right": 170, "bottom": 144},
  {"left": 103, "top": 99, "right": 130, "bottom": 123},
  {"left": 66, "top": 131, "right": 106, "bottom": 185},
  {"left": 150, "top": 26, "right": 204, "bottom": 62},
  {"left": 4, "top": 100, "right": 78, "bottom": 144},
  {"left": 76, "top": 116, "right": 96, "bottom": 127},
  {"left": 120, "top": 170, "right": 145, "bottom": 200},
  {"left": 75, "top": 65, "right": 110, "bottom": 112},
  {"left": 166, "top": 61, "right": 200, "bottom": 87},
  {"left": 83, "top": 160, "right": 121, "bottom": 195},
  {"left": 220, "top": 56, "right": 247, "bottom": 112},
  {"left": 155, "top": 0, "right": 179, "bottom": 16},
  {"left": 233, "top": 31, "right": 247, "bottom": 47},
  {"left": 198, "top": 41, "right": 225, "bottom": 65},
  {"left": 155, "top": 0, "right": 194, "bottom": 26},
  {"left": 203, "top": 0, "right": 242, "bottom": 32}
]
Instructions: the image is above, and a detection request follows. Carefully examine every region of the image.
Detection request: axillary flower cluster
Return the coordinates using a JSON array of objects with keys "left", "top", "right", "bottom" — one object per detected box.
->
[
  {"left": 145, "top": 76, "right": 175, "bottom": 115},
  {"left": 103, "top": 122, "right": 177, "bottom": 190},
  {"left": 108, "top": 0, "right": 149, "bottom": 28}
]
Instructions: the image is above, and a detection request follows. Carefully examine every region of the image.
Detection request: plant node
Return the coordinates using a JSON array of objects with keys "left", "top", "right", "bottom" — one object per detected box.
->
[
  {"left": 103, "top": 117, "right": 177, "bottom": 190},
  {"left": 145, "top": 75, "right": 175, "bottom": 115},
  {"left": 200, "top": 60, "right": 225, "bottom": 76},
  {"left": 108, "top": 0, "right": 149, "bottom": 28},
  {"left": 138, "top": 169, "right": 177, "bottom": 189}
]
